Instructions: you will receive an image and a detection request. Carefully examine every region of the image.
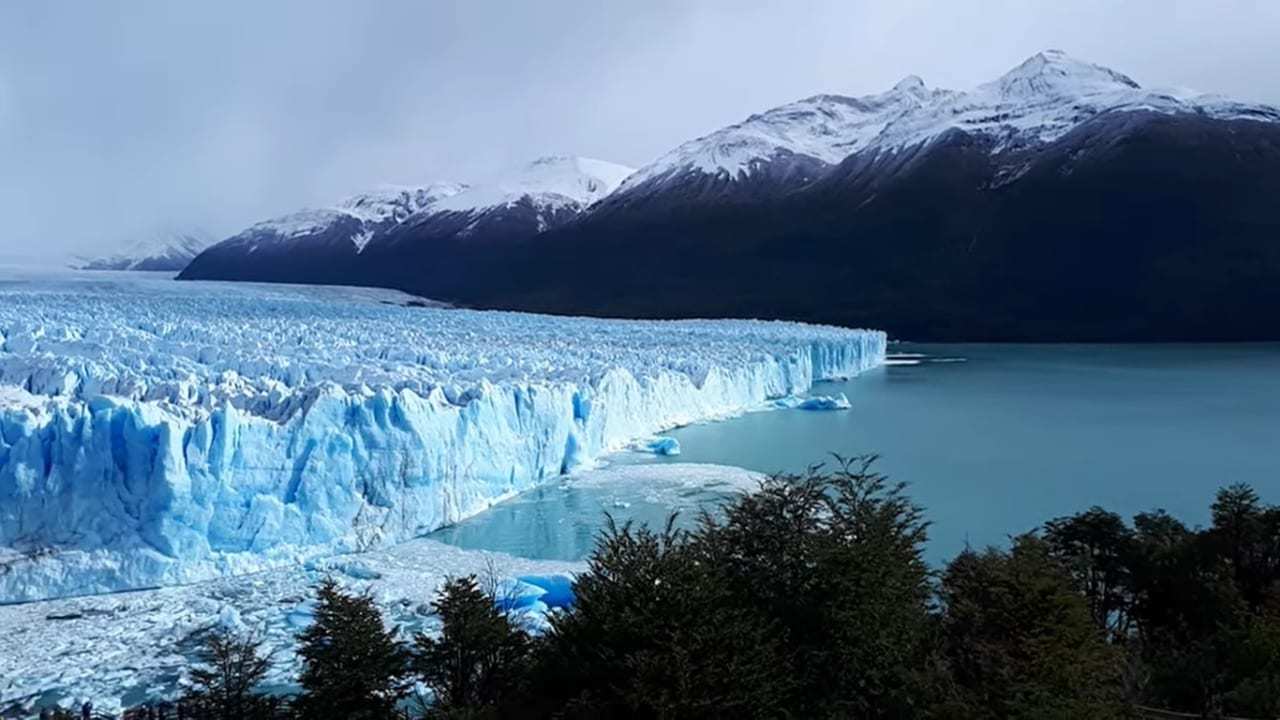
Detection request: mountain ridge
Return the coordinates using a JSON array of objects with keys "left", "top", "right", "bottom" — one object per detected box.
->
[
  {"left": 180, "top": 155, "right": 634, "bottom": 283},
  {"left": 180, "top": 51, "right": 1280, "bottom": 341}
]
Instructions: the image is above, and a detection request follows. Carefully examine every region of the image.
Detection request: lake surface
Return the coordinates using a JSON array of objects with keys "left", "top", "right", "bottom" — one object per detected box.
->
[{"left": 433, "top": 344, "right": 1280, "bottom": 564}]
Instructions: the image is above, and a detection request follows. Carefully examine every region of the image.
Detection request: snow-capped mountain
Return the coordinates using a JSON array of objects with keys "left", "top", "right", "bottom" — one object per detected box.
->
[
  {"left": 401, "top": 155, "right": 634, "bottom": 235},
  {"left": 180, "top": 156, "right": 634, "bottom": 285},
  {"left": 183, "top": 51, "right": 1280, "bottom": 341},
  {"left": 77, "top": 229, "right": 217, "bottom": 272},
  {"left": 447, "top": 51, "right": 1280, "bottom": 341},
  {"left": 874, "top": 50, "right": 1277, "bottom": 150},
  {"left": 611, "top": 50, "right": 1278, "bottom": 204},
  {"left": 218, "top": 181, "right": 467, "bottom": 257},
  {"left": 615, "top": 75, "right": 956, "bottom": 196}
]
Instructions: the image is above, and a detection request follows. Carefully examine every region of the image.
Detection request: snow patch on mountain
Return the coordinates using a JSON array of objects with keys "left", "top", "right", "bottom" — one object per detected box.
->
[
  {"left": 620, "top": 49, "right": 1280, "bottom": 191},
  {"left": 229, "top": 182, "right": 469, "bottom": 254},
  {"left": 433, "top": 155, "right": 635, "bottom": 214},
  {"left": 875, "top": 49, "right": 1280, "bottom": 153},
  {"left": 619, "top": 81, "right": 955, "bottom": 190},
  {"left": 338, "top": 182, "right": 470, "bottom": 225},
  {"left": 204, "top": 156, "right": 632, "bottom": 259}
]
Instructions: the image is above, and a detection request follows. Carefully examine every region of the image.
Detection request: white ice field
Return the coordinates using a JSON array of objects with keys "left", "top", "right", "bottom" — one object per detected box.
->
[{"left": 0, "top": 271, "right": 885, "bottom": 604}]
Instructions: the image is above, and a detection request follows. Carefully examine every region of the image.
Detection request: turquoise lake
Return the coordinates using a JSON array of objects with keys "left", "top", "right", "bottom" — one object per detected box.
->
[{"left": 432, "top": 344, "right": 1280, "bottom": 564}]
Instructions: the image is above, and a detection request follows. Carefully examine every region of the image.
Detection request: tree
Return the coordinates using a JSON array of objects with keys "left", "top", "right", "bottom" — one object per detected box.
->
[
  {"left": 180, "top": 630, "right": 278, "bottom": 720},
  {"left": 1043, "top": 507, "right": 1136, "bottom": 638},
  {"left": 294, "top": 579, "right": 410, "bottom": 720},
  {"left": 938, "top": 535, "right": 1128, "bottom": 720},
  {"left": 1127, "top": 499, "right": 1280, "bottom": 715},
  {"left": 413, "top": 575, "right": 531, "bottom": 719},
  {"left": 1221, "top": 603, "right": 1280, "bottom": 717},
  {"left": 534, "top": 458, "right": 941, "bottom": 718},
  {"left": 1209, "top": 484, "right": 1280, "bottom": 611},
  {"left": 532, "top": 516, "right": 796, "bottom": 719},
  {"left": 695, "top": 456, "right": 940, "bottom": 718}
]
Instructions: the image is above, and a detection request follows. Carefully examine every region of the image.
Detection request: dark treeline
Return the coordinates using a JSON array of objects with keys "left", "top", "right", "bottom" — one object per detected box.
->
[{"left": 30, "top": 459, "right": 1280, "bottom": 719}]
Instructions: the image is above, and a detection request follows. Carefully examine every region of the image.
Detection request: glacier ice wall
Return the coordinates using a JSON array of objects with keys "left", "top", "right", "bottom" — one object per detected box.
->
[{"left": 0, "top": 273, "right": 884, "bottom": 602}]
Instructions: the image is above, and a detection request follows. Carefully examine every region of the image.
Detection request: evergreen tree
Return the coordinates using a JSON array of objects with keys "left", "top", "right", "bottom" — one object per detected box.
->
[
  {"left": 180, "top": 630, "right": 278, "bottom": 720},
  {"left": 294, "top": 579, "right": 409, "bottom": 720},
  {"left": 413, "top": 575, "right": 531, "bottom": 719}
]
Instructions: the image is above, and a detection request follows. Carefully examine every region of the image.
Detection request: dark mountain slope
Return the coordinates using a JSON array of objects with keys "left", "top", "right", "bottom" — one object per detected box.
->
[{"left": 438, "top": 113, "right": 1280, "bottom": 341}]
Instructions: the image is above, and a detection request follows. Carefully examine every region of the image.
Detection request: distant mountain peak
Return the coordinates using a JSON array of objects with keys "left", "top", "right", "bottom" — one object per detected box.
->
[
  {"left": 516, "top": 155, "right": 636, "bottom": 202},
  {"left": 989, "top": 49, "right": 1140, "bottom": 99},
  {"left": 337, "top": 182, "right": 469, "bottom": 224},
  {"left": 184, "top": 154, "right": 636, "bottom": 269},
  {"left": 432, "top": 155, "right": 635, "bottom": 214},
  {"left": 892, "top": 74, "right": 928, "bottom": 95},
  {"left": 76, "top": 228, "right": 217, "bottom": 272}
]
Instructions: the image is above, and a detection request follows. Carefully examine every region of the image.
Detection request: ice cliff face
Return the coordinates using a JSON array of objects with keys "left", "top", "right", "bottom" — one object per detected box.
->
[{"left": 0, "top": 273, "right": 883, "bottom": 602}]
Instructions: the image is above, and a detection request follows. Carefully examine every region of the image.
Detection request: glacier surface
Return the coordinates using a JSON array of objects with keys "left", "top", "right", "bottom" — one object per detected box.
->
[{"left": 0, "top": 272, "right": 884, "bottom": 602}]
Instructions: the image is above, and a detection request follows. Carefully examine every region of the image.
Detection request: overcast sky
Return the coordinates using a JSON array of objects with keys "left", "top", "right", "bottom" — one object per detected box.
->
[{"left": 1, "top": 0, "right": 1277, "bottom": 261}]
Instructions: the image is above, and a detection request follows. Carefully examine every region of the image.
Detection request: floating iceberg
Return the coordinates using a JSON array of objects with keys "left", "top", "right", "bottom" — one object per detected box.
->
[
  {"left": 798, "top": 393, "right": 852, "bottom": 411},
  {"left": 772, "top": 392, "right": 853, "bottom": 411},
  {"left": 640, "top": 436, "right": 682, "bottom": 456},
  {"left": 0, "top": 272, "right": 884, "bottom": 602}
]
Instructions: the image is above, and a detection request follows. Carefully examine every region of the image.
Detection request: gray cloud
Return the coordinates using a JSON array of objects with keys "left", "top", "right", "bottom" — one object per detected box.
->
[{"left": 1, "top": 0, "right": 1277, "bottom": 260}]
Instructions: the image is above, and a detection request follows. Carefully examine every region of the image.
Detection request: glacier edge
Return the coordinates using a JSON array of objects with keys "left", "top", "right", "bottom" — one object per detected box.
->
[{"left": 1, "top": 327, "right": 884, "bottom": 603}]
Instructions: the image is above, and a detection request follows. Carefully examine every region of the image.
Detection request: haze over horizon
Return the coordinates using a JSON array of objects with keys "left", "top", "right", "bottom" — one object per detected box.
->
[{"left": 1, "top": 0, "right": 1278, "bottom": 261}]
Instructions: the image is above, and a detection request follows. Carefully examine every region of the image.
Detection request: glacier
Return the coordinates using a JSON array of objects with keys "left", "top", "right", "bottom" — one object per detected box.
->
[{"left": 0, "top": 271, "right": 884, "bottom": 603}]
